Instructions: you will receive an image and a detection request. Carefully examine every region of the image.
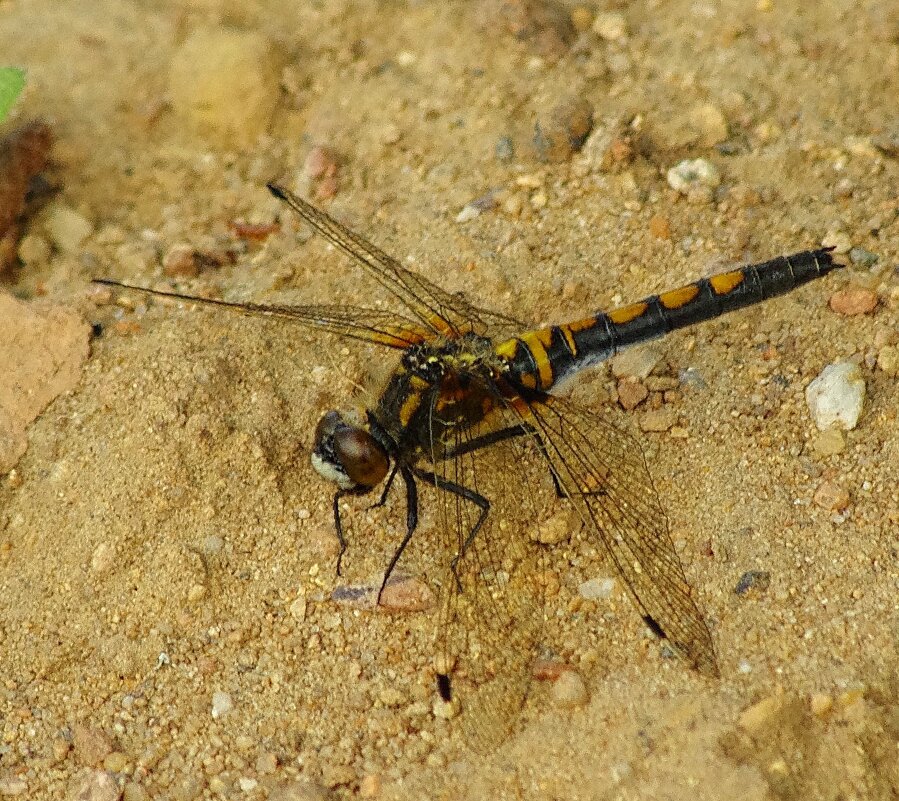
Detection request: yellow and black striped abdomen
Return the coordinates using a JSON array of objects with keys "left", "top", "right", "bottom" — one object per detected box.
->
[{"left": 496, "top": 248, "right": 838, "bottom": 392}]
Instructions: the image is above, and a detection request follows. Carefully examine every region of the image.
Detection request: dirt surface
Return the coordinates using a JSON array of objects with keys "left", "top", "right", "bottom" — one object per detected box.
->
[{"left": 1, "top": 1, "right": 898, "bottom": 799}]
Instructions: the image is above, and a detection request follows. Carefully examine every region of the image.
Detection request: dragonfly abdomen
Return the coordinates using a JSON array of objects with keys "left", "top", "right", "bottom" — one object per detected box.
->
[{"left": 497, "top": 248, "right": 838, "bottom": 392}]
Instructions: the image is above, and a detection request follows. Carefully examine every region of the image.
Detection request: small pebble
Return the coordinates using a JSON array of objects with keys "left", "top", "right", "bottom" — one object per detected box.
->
[
  {"left": 378, "top": 575, "right": 435, "bottom": 612},
  {"left": 532, "top": 96, "right": 594, "bottom": 163},
  {"left": 44, "top": 204, "right": 93, "bottom": 253},
  {"left": 115, "top": 242, "right": 157, "bottom": 274},
  {"left": 666, "top": 158, "right": 721, "bottom": 193},
  {"left": 304, "top": 146, "right": 340, "bottom": 200},
  {"left": 211, "top": 690, "right": 233, "bottom": 719},
  {"left": 90, "top": 542, "right": 116, "bottom": 575},
  {"left": 639, "top": 408, "right": 677, "bottom": 432},
  {"left": 617, "top": 378, "right": 648, "bottom": 410},
  {"left": 68, "top": 771, "right": 120, "bottom": 801},
  {"left": 821, "top": 230, "right": 851, "bottom": 255},
  {"left": 304, "top": 146, "right": 338, "bottom": 180},
  {"left": 550, "top": 669, "right": 588, "bottom": 708},
  {"left": 848, "top": 247, "right": 878, "bottom": 267},
  {"left": 491, "top": 0, "right": 575, "bottom": 60},
  {"left": 734, "top": 570, "right": 771, "bottom": 596},
  {"left": 570, "top": 6, "right": 593, "bottom": 32},
  {"left": 186, "top": 583, "right": 207, "bottom": 602},
  {"left": 289, "top": 588, "right": 307, "bottom": 621},
  {"left": 16, "top": 233, "right": 50, "bottom": 267},
  {"left": 238, "top": 778, "right": 258, "bottom": 792},
  {"left": 380, "top": 123, "right": 402, "bottom": 145},
  {"left": 73, "top": 725, "right": 115, "bottom": 768},
  {"left": 122, "top": 783, "right": 149, "bottom": 801},
  {"left": 169, "top": 28, "right": 281, "bottom": 146},
  {"left": 0, "top": 777, "right": 27, "bottom": 797},
  {"left": 648, "top": 214, "right": 672, "bottom": 239},
  {"left": 877, "top": 344, "right": 897, "bottom": 375},
  {"left": 268, "top": 779, "right": 333, "bottom": 801},
  {"left": 163, "top": 244, "right": 200, "bottom": 278},
  {"left": 51, "top": 737, "right": 71, "bottom": 763},
  {"left": 813, "top": 481, "right": 850, "bottom": 511},
  {"left": 611, "top": 346, "right": 662, "bottom": 379},
  {"left": 738, "top": 693, "right": 784, "bottom": 732},
  {"left": 811, "top": 428, "right": 846, "bottom": 456},
  {"left": 456, "top": 194, "right": 495, "bottom": 223},
  {"left": 593, "top": 10, "right": 627, "bottom": 40},
  {"left": 768, "top": 759, "right": 789, "bottom": 778},
  {"left": 532, "top": 659, "right": 571, "bottom": 681},
  {"left": 809, "top": 692, "right": 833, "bottom": 717},
  {"left": 102, "top": 752, "right": 128, "bottom": 773},
  {"left": 829, "top": 288, "right": 878, "bottom": 316},
  {"left": 432, "top": 696, "right": 461, "bottom": 720},
  {"left": 578, "top": 577, "right": 616, "bottom": 600},
  {"left": 359, "top": 774, "right": 381, "bottom": 799},
  {"left": 378, "top": 687, "right": 406, "bottom": 707},
  {"left": 805, "top": 361, "right": 865, "bottom": 431},
  {"left": 495, "top": 135, "right": 515, "bottom": 162},
  {"left": 531, "top": 509, "right": 574, "bottom": 545},
  {"left": 689, "top": 103, "right": 729, "bottom": 146},
  {"left": 256, "top": 752, "right": 278, "bottom": 774},
  {"left": 502, "top": 193, "right": 524, "bottom": 216}
]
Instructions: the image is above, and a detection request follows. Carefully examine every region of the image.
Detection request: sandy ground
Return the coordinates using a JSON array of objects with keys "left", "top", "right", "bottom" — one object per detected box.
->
[{"left": 1, "top": 0, "right": 898, "bottom": 799}]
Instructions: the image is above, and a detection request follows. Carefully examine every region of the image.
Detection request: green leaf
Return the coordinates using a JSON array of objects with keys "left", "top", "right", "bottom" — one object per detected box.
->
[{"left": 0, "top": 67, "right": 26, "bottom": 123}]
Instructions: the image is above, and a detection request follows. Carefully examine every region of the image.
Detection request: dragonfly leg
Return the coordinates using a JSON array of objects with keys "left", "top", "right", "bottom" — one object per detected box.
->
[
  {"left": 377, "top": 466, "right": 418, "bottom": 604},
  {"left": 441, "top": 423, "right": 568, "bottom": 499},
  {"left": 331, "top": 488, "right": 352, "bottom": 576},
  {"left": 411, "top": 466, "right": 489, "bottom": 593},
  {"left": 369, "top": 461, "right": 400, "bottom": 510}
]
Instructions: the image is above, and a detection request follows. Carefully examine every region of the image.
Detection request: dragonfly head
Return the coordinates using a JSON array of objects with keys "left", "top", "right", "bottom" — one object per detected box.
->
[{"left": 311, "top": 410, "right": 390, "bottom": 492}]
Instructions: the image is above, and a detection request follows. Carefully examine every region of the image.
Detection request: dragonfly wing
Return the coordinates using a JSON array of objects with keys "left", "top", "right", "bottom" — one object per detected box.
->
[
  {"left": 513, "top": 394, "right": 719, "bottom": 677},
  {"left": 421, "top": 392, "right": 545, "bottom": 752},
  {"left": 269, "top": 184, "right": 524, "bottom": 338},
  {"left": 92, "top": 279, "right": 429, "bottom": 349}
]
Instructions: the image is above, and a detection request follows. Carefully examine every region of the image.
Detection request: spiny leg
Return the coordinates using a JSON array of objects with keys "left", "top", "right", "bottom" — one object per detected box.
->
[
  {"left": 411, "top": 466, "right": 490, "bottom": 593},
  {"left": 331, "top": 488, "right": 353, "bottom": 575},
  {"left": 376, "top": 466, "right": 419, "bottom": 604}
]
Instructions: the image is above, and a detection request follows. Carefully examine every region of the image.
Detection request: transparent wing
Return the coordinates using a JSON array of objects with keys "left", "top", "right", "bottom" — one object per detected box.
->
[
  {"left": 269, "top": 184, "right": 524, "bottom": 339},
  {"left": 92, "top": 279, "right": 431, "bottom": 349},
  {"left": 511, "top": 393, "right": 719, "bottom": 676},
  {"left": 419, "top": 386, "right": 547, "bottom": 752}
]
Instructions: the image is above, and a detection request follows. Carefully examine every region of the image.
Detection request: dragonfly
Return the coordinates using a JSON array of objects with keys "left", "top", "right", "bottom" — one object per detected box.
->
[{"left": 95, "top": 183, "right": 839, "bottom": 749}]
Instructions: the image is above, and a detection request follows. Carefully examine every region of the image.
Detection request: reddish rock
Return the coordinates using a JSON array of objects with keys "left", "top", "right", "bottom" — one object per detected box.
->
[{"left": 829, "top": 288, "right": 878, "bottom": 316}]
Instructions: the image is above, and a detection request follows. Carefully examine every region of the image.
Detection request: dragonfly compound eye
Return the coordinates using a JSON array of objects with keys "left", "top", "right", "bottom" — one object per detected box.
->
[{"left": 311, "top": 411, "right": 389, "bottom": 490}]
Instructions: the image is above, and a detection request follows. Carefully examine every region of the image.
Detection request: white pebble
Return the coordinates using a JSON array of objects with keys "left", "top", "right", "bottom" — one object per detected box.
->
[
  {"left": 289, "top": 587, "right": 307, "bottom": 621},
  {"left": 666, "top": 158, "right": 721, "bottom": 193},
  {"left": 90, "top": 542, "right": 115, "bottom": 575},
  {"left": 593, "top": 11, "right": 628, "bottom": 40},
  {"left": 805, "top": 361, "right": 865, "bottom": 431},
  {"left": 44, "top": 204, "right": 93, "bottom": 253},
  {"left": 67, "top": 771, "right": 119, "bottom": 801},
  {"left": 211, "top": 690, "right": 233, "bottom": 719},
  {"left": 579, "top": 577, "right": 616, "bottom": 600},
  {"left": 16, "top": 234, "right": 50, "bottom": 267},
  {"left": 0, "top": 776, "right": 28, "bottom": 796},
  {"left": 455, "top": 203, "right": 481, "bottom": 223},
  {"left": 822, "top": 230, "right": 852, "bottom": 255},
  {"left": 551, "top": 670, "right": 588, "bottom": 708}
]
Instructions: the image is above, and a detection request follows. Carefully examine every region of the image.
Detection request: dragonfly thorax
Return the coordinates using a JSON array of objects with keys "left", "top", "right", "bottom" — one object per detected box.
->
[{"left": 311, "top": 409, "right": 391, "bottom": 492}]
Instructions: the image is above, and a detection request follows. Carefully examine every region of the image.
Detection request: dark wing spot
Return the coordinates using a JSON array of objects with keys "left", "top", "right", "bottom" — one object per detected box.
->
[{"left": 643, "top": 614, "right": 667, "bottom": 640}]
